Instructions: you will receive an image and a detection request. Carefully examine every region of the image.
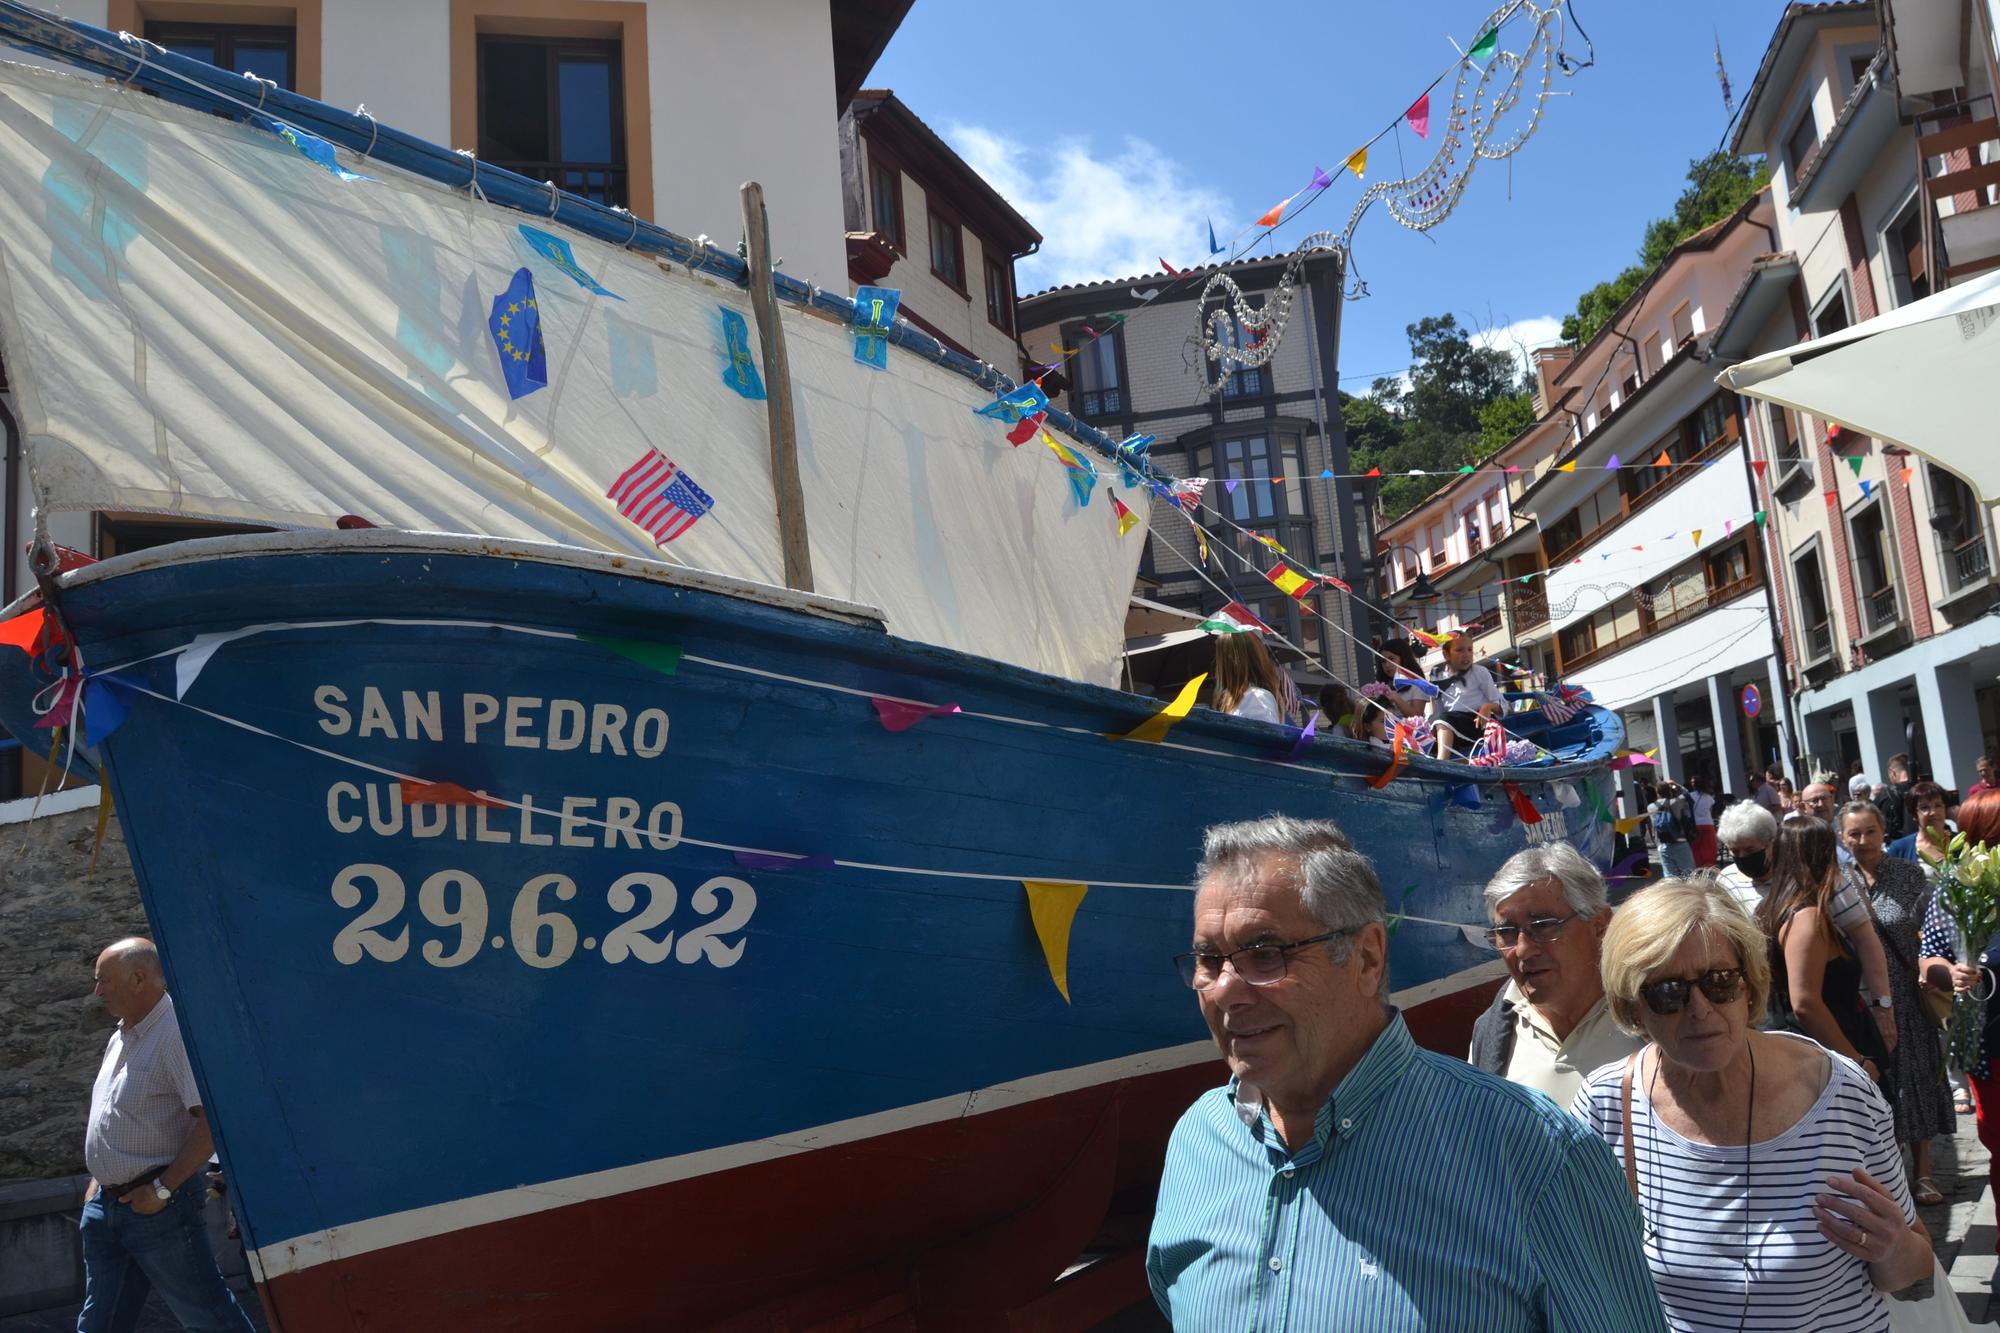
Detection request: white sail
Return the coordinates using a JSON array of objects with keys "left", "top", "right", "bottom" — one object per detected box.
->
[{"left": 0, "top": 62, "right": 1146, "bottom": 686}]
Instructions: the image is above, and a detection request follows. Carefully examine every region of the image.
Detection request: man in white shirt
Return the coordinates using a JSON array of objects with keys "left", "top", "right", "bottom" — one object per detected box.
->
[
  {"left": 77, "top": 938, "right": 251, "bottom": 1333},
  {"left": 1429, "top": 633, "right": 1505, "bottom": 759},
  {"left": 1466, "top": 844, "right": 1642, "bottom": 1104}
]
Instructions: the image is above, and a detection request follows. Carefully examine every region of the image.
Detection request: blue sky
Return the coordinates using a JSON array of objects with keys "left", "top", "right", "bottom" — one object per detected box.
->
[{"left": 870, "top": 0, "right": 1795, "bottom": 391}]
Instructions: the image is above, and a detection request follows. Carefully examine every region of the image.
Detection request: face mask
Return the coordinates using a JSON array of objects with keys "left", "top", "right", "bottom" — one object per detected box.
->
[{"left": 1735, "top": 849, "right": 1769, "bottom": 880}]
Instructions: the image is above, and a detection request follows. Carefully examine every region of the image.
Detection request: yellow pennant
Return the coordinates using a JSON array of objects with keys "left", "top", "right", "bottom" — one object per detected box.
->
[
  {"left": 1556, "top": 460, "right": 1576, "bottom": 473},
  {"left": 1022, "top": 880, "right": 1090, "bottom": 1003},
  {"left": 1345, "top": 145, "right": 1368, "bottom": 178},
  {"left": 1692, "top": 529, "right": 1703, "bottom": 545},
  {"left": 1044, "top": 434, "right": 1082, "bottom": 469},
  {"left": 1114, "top": 497, "right": 1139, "bottom": 537},
  {"left": 1254, "top": 533, "right": 1286, "bottom": 553},
  {"left": 1198, "top": 528, "right": 1210, "bottom": 564},
  {"left": 1614, "top": 815, "right": 1646, "bottom": 835},
  {"left": 1114, "top": 672, "right": 1207, "bottom": 743}
]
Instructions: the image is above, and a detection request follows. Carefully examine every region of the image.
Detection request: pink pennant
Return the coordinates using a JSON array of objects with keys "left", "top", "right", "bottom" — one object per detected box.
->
[
  {"left": 33, "top": 674, "right": 81, "bottom": 730},
  {"left": 871, "top": 698, "right": 962, "bottom": 732},
  {"left": 1406, "top": 93, "right": 1430, "bottom": 139}
]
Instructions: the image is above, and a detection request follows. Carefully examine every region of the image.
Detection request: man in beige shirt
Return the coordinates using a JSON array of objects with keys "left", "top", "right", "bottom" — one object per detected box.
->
[{"left": 1466, "top": 844, "right": 1641, "bottom": 1104}]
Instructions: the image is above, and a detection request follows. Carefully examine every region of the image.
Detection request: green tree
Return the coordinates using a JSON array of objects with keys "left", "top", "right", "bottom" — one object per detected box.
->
[
  {"left": 1477, "top": 392, "right": 1537, "bottom": 459},
  {"left": 1561, "top": 152, "right": 1772, "bottom": 345}
]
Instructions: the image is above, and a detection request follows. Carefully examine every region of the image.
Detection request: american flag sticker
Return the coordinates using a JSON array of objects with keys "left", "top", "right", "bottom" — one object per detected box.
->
[{"left": 607, "top": 449, "right": 715, "bottom": 545}]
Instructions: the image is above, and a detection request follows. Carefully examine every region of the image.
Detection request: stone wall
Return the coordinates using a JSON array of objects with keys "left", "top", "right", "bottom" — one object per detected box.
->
[{"left": 0, "top": 806, "right": 147, "bottom": 1180}]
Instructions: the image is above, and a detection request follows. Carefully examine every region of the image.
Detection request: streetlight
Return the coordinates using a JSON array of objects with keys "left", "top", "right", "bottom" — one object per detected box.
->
[{"left": 1378, "top": 543, "right": 1442, "bottom": 603}]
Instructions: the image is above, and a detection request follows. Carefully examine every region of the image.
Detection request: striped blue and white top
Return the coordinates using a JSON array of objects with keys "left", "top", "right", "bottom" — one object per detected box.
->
[
  {"left": 1147, "top": 1011, "right": 1665, "bottom": 1332},
  {"left": 1571, "top": 1034, "right": 1911, "bottom": 1333}
]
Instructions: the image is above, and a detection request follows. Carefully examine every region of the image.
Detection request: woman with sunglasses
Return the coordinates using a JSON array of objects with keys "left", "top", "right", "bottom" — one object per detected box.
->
[
  {"left": 1574, "top": 878, "right": 1929, "bottom": 1331},
  {"left": 1759, "top": 818, "right": 1889, "bottom": 1087}
]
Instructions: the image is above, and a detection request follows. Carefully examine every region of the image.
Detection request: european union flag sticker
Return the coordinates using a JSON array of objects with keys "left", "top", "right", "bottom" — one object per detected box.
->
[
  {"left": 518, "top": 224, "right": 621, "bottom": 299},
  {"left": 488, "top": 267, "right": 548, "bottom": 399},
  {"left": 853, "top": 285, "right": 900, "bottom": 370}
]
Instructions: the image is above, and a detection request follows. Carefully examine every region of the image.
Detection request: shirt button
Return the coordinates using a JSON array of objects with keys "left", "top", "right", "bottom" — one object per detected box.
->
[
  {"left": 1269, "top": 1257, "right": 1283, "bottom": 1273},
  {"left": 1282, "top": 1165, "right": 1296, "bottom": 1177},
  {"left": 1339, "top": 1118, "right": 1353, "bottom": 1131}
]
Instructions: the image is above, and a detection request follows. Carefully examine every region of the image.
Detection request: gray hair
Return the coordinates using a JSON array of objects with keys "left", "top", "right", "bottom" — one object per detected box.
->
[
  {"left": 1196, "top": 815, "right": 1386, "bottom": 964},
  {"left": 101, "top": 937, "right": 161, "bottom": 980},
  {"left": 1837, "top": 799, "right": 1886, "bottom": 831},
  {"left": 1717, "top": 800, "right": 1777, "bottom": 850},
  {"left": 1481, "top": 843, "right": 1609, "bottom": 919}
]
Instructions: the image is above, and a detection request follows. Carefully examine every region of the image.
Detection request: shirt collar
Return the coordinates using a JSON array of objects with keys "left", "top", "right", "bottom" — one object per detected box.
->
[
  {"left": 122, "top": 993, "right": 170, "bottom": 1038},
  {"left": 1226, "top": 1009, "right": 1417, "bottom": 1144}
]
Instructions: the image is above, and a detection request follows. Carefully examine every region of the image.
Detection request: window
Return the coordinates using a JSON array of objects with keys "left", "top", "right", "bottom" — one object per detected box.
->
[
  {"left": 1463, "top": 510, "right": 1483, "bottom": 557},
  {"left": 928, "top": 208, "right": 964, "bottom": 291},
  {"left": 868, "top": 155, "right": 903, "bottom": 250},
  {"left": 1886, "top": 200, "right": 1930, "bottom": 307},
  {"left": 983, "top": 252, "right": 1011, "bottom": 333},
  {"left": 1198, "top": 432, "right": 1316, "bottom": 656},
  {"left": 1811, "top": 282, "right": 1851, "bottom": 339},
  {"left": 1930, "top": 463, "right": 1993, "bottom": 594},
  {"left": 1848, "top": 50, "right": 1876, "bottom": 89},
  {"left": 1074, "top": 331, "right": 1122, "bottom": 418},
  {"left": 1670, "top": 303, "right": 1695, "bottom": 348},
  {"left": 1792, "top": 545, "right": 1834, "bottom": 664},
  {"left": 1849, "top": 503, "right": 1899, "bottom": 634},
  {"left": 1785, "top": 110, "right": 1819, "bottom": 182},
  {"left": 478, "top": 35, "right": 627, "bottom": 206},
  {"left": 146, "top": 20, "right": 295, "bottom": 88},
  {"left": 1620, "top": 395, "right": 1734, "bottom": 506},
  {"left": 1768, "top": 403, "right": 1810, "bottom": 480},
  {"left": 1211, "top": 307, "right": 1266, "bottom": 398}
]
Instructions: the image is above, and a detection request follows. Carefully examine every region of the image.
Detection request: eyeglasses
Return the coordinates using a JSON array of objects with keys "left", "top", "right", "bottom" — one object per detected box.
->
[
  {"left": 1637, "top": 968, "right": 1746, "bottom": 1015},
  {"left": 1480, "top": 913, "right": 1578, "bottom": 951},
  {"left": 1173, "top": 929, "right": 1356, "bottom": 990}
]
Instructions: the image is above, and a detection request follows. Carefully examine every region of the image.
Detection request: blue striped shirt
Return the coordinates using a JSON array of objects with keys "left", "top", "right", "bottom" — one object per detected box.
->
[{"left": 1147, "top": 1011, "right": 1666, "bottom": 1331}]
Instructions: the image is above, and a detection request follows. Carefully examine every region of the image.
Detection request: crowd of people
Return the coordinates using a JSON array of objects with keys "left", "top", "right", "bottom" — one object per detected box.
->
[{"left": 1151, "top": 777, "right": 2000, "bottom": 1330}]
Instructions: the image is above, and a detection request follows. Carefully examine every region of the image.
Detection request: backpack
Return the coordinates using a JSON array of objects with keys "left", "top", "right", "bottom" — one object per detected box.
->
[{"left": 1651, "top": 798, "right": 1692, "bottom": 843}]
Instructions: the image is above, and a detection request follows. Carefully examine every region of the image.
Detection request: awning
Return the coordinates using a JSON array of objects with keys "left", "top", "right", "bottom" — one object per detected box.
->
[{"left": 1715, "top": 267, "right": 2000, "bottom": 502}]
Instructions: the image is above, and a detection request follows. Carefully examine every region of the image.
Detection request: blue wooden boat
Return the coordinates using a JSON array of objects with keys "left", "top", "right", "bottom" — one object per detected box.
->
[{"left": 0, "top": 9, "right": 1624, "bottom": 1328}]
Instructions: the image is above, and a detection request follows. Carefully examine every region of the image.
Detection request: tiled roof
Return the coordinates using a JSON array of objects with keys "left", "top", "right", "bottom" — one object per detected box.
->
[{"left": 1019, "top": 250, "right": 1311, "bottom": 303}]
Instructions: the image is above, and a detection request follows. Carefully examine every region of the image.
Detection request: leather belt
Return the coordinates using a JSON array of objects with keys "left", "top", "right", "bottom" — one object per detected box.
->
[{"left": 103, "top": 1166, "right": 170, "bottom": 1202}]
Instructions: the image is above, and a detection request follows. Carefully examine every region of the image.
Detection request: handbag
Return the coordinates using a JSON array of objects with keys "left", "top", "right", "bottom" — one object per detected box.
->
[{"left": 1886, "top": 1253, "right": 1990, "bottom": 1331}]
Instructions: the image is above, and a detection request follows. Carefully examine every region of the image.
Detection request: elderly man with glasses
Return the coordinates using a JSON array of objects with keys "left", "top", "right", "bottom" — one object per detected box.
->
[
  {"left": 1147, "top": 816, "right": 1664, "bottom": 1330},
  {"left": 1467, "top": 845, "right": 1643, "bottom": 1105}
]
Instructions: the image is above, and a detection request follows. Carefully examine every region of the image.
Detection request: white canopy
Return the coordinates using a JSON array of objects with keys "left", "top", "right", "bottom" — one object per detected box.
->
[{"left": 1715, "top": 266, "right": 2000, "bottom": 502}]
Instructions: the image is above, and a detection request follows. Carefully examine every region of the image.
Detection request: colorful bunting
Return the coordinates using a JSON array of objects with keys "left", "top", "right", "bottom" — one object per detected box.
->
[
  {"left": 853, "top": 285, "right": 900, "bottom": 369},
  {"left": 1367, "top": 723, "right": 1408, "bottom": 789},
  {"left": 1044, "top": 434, "right": 1097, "bottom": 507},
  {"left": 1501, "top": 781, "right": 1542, "bottom": 825},
  {"left": 1406, "top": 92, "right": 1431, "bottom": 138},
  {"left": 870, "top": 698, "right": 961, "bottom": 732},
  {"left": 975, "top": 382, "right": 1049, "bottom": 423},
  {"left": 1256, "top": 195, "right": 1293, "bottom": 228},
  {"left": 1860, "top": 479, "right": 1874, "bottom": 498},
  {"left": 1556, "top": 460, "right": 1576, "bottom": 473},
  {"left": 518, "top": 224, "right": 620, "bottom": 299},
  {"left": 1224, "top": 478, "right": 1241, "bottom": 494},
  {"left": 1652, "top": 451, "right": 1672, "bottom": 468},
  {"left": 1208, "top": 218, "right": 1224, "bottom": 255},
  {"left": 1754, "top": 510, "right": 1768, "bottom": 526},
  {"left": 1751, "top": 459, "right": 1768, "bottom": 478},
  {"left": 1005, "top": 412, "right": 1046, "bottom": 446},
  {"left": 1691, "top": 529, "right": 1702, "bottom": 545},
  {"left": 487, "top": 267, "right": 547, "bottom": 399},
  {"left": 1114, "top": 433, "right": 1157, "bottom": 488},
  {"left": 1286, "top": 714, "right": 1319, "bottom": 762},
  {"left": 1266, "top": 562, "right": 1317, "bottom": 600},
  {"left": 1725, "top": 519, "right": 1734, "bottom": 536},
  {"left": 1364, "top": 466, "right": 1381, "bottom": 478},
  {"left": 1172, "top": 477, "right": 1209, "bottom": 510},
  {"left": 1200, "top": 603, "right": 1273, "bottom": 636},
  {"left": 1344, "top": 146, "right": 1368, "bottom": 179},
  {"left": 1308, "top": 166, "right": 1335, "bottom": 191},
  {"left": 1159, "top": 258, "right": 1183, "bottom": 277},
  {"left": 1111, "top": 493, "right": 1139, "bottom": 537},
  {"left": 1823, "top": 491, "right": 1839, "bottom": 506},
  {"left": 0, "top": 607, "right": 46, "bottom": 653},
  {"left": 1114, "top": 673, "right": 1207, "bottom": 744},
  {"left": 1615, "top": 815, "right": 1646, "bottom": 835},
  {"left": 1847, "top": 455, "right": 1865, "bottom": 477},
  {"left": 1469, "top": 26, "right": 1498, "bottom": 61},
  {"left": 1254, "top": 533, "right": 1287, "bottom": 553},
  {"left": 1903, "top": 465, "right": 1915, "bottom": 486},
  {"left": 82, "top": 678, "right": 131, "bottom": 747},
  {"left": 1606, "top": 453, "right": 1621, "bottom": 471},
  {"left": 401, "top": 780, "right": 506, "bottom": 808},
  {"left": 1022, "top": 880, "right": 1090, "bottom": 1003}
]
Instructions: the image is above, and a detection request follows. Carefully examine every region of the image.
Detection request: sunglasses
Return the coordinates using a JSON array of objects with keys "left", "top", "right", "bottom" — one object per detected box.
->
[
  {"left": 1637, "top": 968, "right": 1745, "bottom": 1015},
  {"left": 1480, "top": 913, "right": 1578, "bottom": 951}
]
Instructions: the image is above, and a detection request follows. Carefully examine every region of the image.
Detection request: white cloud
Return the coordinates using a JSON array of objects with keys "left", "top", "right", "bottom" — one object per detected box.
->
[
  {"left": 943, "top": 124, "right": 1232, "bottom": 292},
  {"left": 1472, "top": 315, "right": 1566, "bottom": 382}
]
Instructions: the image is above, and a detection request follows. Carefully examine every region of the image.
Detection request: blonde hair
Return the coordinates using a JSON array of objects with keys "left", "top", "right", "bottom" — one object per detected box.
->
[{"left": 1599, "top": 876, "right": 1770, "bottom": 1035}]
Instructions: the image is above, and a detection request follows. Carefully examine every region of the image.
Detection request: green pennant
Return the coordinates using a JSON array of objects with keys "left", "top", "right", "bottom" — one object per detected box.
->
[
  {"left": 1754, "top": 510, "right": 1768, "bottom": 527},
  {"left": 584, "top": 635, "right": 683, "bottom": 676},
  {"left": 1846, "top": 454, "right": 1864, "bottom": 477},
  {"left": 1457, "top": 465, "right": 1475, "bottom": 474},
  {"left": 1469, "top": 26, "right": 1498, "bottom": 61}
]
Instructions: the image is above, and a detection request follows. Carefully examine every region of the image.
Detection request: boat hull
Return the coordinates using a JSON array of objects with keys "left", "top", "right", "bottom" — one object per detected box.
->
[{"left": 3, "top": 532, "right": 1613, "bottom": 1328}]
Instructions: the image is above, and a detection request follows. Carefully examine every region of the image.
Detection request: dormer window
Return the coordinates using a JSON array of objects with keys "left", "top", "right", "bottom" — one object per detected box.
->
[{"left": 1785, "top": 111, "right": 1819, "bottom": 184}]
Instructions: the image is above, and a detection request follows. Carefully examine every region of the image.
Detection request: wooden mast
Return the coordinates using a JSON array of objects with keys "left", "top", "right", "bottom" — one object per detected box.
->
[{"left": 739, "top": 181, "right": 814, "bottom": 593}]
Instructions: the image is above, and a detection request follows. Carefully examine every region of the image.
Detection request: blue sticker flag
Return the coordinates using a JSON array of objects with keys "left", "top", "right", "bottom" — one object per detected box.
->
[
  {"left": 518, "top": 224, "right": 620, "bottom": 299},
  {"left": 853, "top": 285, "right": 901, "bottom": 369},
  {"left": 714, "top": 306, "right": 766, "bottom": 400},
  {"left": 488, "top": 267, "right": 548, "bottom": 399},
  {"left": 974, "top": 382, "right": 1050, "bottom": 423},
  {"left": 1115, "top": 433, "right": 1157, "bottom": 489},
  {"left": 264, "top": 119, "right": 367, "bottom": 181}
]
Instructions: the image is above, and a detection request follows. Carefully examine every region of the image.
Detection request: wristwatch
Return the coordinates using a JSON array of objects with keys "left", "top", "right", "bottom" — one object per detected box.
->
[
  {"left": 1874, "top": 995, "right": 1894, "bottom": 1009},
  {"left": 152, "top": 1178, "right": 172, "bottom": 1203}
]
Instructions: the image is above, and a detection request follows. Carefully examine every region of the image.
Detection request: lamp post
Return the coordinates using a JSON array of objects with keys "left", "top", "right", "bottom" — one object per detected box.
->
[{"left": 1377, "top": 543, "right": 1443, "bottom": 606}]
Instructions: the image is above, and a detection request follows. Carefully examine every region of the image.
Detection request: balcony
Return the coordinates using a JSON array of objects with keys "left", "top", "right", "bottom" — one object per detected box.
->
[
  {"left": 1916, "top": 101, "right": 2000, "bottom": 286},
  {"left": 1861, "top": 583, "right": 1902, "bottom": 638},
  {"left": 1803, "top": 618, "right": 1835, "bottom": 666},
  {"left": 1950, "top": 532, "right": 1992, "bottom": 592}
]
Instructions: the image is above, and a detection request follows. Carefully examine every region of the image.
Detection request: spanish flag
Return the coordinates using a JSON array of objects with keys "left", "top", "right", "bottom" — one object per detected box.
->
[{"left": 1266, "top": 562, "right": 1316, "bottom": 600}]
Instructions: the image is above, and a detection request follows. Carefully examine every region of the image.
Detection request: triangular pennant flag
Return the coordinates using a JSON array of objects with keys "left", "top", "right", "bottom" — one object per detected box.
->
[
  {"left": 1197, "top": 528, "right": 1209, "bottom": 564},
  {"left": 1847, "top": 455, "right": 1864, "bottom": 477},
  {"left": 871, "top": 698, "right": 962, "bottom": 732},
  {"left": 1652, "top": 450, "right": 1672, "bottom": 468},
  {"left": 1114, "top": 673, "right": 1207, "bottom": 743},
  {"left": 1256, "top": 195, "right": 1293, "bottom": 228},
  {"left": 401, "top": 780, "right": 507, "bottom": 808},
  {"left": 1615, "top": 814, "right": 1647, "bottom": 835},
  {"left": 1754, "top": 510, "right": 1768, "bottom": 526},
  {"left": 1469, "top": 26, "right": 1498, "bottom": 61},
  {"left": 1325, "top": 575, "right": 1352, "bottom": 593},
  {"left": 1725, "top": 519, "right": 1735, "bottom": 536},
  {"left": 33, "top": 675, "right": 80, "bottom": 731},
  {"left": 733, "top": 851, "right": 837, "bottom": 873},
  {"left": 1457, "top": 465, "right": 1475, "bottom": 474},
  {"left": 1022, "top": 880, "right": 1090, "bottom": 1003},
  {"left": 1207, "top": 218, "right": 1224, "bottom": 255},
  {"left": 1286, "top": 714, "right": 1319, "bottom": 762},
  {"left": 1111, "top": 492, "right": 1139, "bottom": 537},
  {"left": 584, "top": 635, "right": 683, "bottom": 676},
  {"left": 1364, "top": 466, "right": 1381, "bottom": 478},
  {"left": 1751, "top": 459, "right": 1768, "bottom": 478},
  {"left": 1199, "top": 602, "right": 1273, "bottom": 636},
  {"left": 1308, "top": 166, "right": 1335, "bottom": 191},
  {"left": 1254, "top": 533, "right": 1287, "bottom": 553},
  {"left": 1344, "top": 145, "right": 1367, "bottom": 179},
  {"left": 1224, "top": 478, "right": 1241, "bottom": 494},
  {"left": 0, "top": 607, "right": 46, "bottom": 653},
  {"left": 1692, "top": 529, "right": 1703, "bottom": 545},
  {"left": 1663, "top": 533, "right": 1677, "bottom": 542},
  {"left": 1005, "top": 412, "right": 1046, "bottom": 446},
  {"left": 1606, "top": 453, "right": 1621, "bottom": 470},
  {"left": 82, "top": 678, "right": 132, "bottom": 747},
  {"left": 1860, "top": 479, "right": 1873, "bottom": 498},
  {"left": 1556, "top": 460, "right": 1576, "bottom": 473},
  {"left": 1320, "top": 467, "right": 1334, "bottom": 479},
  {"left": 1902, "top": 465, "right": 1914, "bottom": 485},
  {"left": 1406, "top": 92, "right": 1431, "bottom": 138},
  {"left": 1501, "top": 781, "right": 1542, "bottom": 825},
  {"left": 1823, "top": 491, "right": 1839, "bottom": 506}
]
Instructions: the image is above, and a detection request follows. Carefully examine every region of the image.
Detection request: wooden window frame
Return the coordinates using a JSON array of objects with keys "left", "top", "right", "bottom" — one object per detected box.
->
[
  {"left": 983, "top": 247, "right": 1011, "bottom": 334},
  {"left": 927, "top": 204, "right": 967, "bottom": 297},
  {"left": 475, "top": 32, "right": 629, "bottom": 209},
  {"left": 144, "top": 19, "right": 298, "bottom": 89},
  {"left": 108, "top": 0, "right": 321, "bottom": 98},
  {"left": 868, "top": 149, "right": 905, "bottom": 253}
]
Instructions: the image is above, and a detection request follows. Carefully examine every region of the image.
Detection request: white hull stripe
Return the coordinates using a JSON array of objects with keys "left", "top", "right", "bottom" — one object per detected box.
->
[{"left": 250, "top": 965, "right": 1507, "bottom": 1280}]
